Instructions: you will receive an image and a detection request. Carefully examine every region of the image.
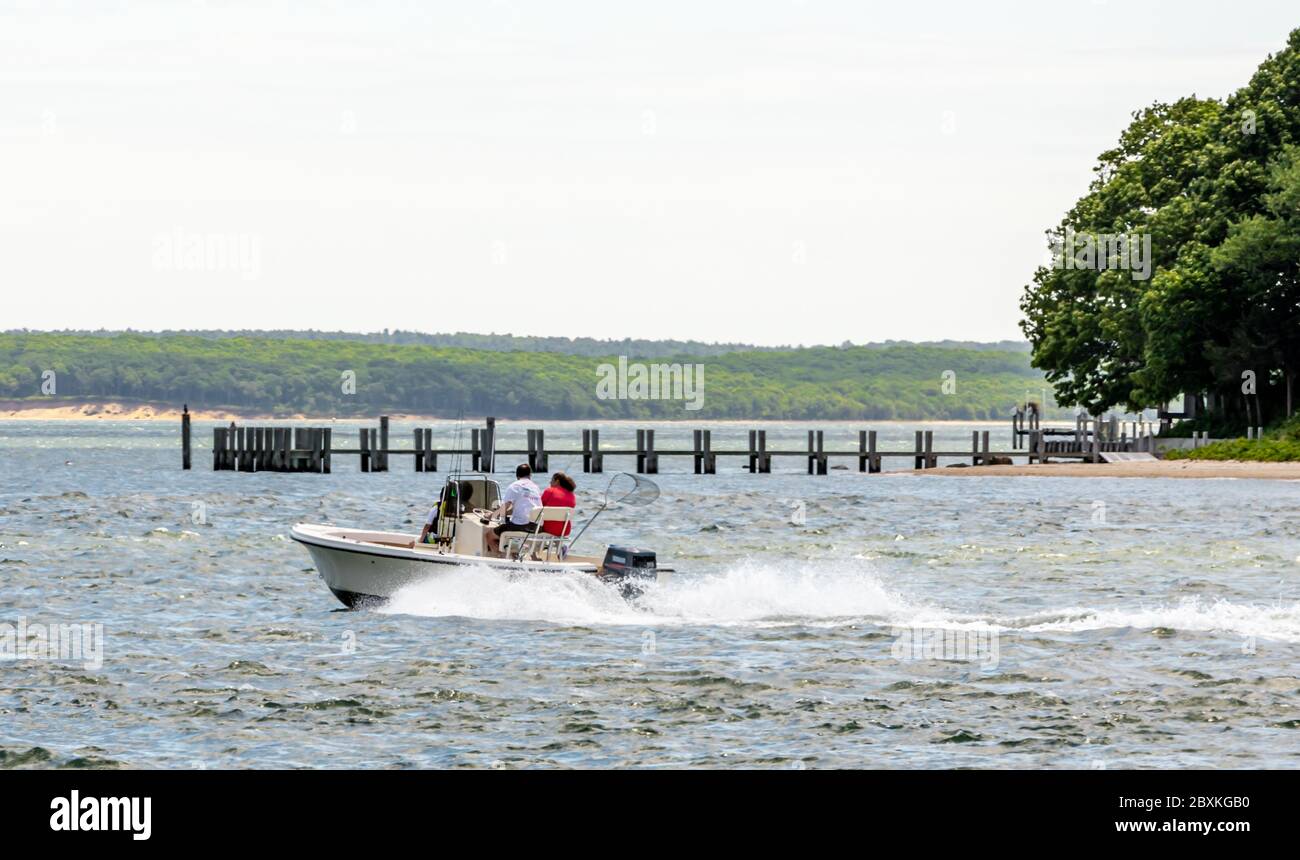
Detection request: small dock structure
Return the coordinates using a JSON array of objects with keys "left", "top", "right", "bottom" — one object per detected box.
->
[
  {"left": 190, "top": 414, "right": 1039, "bottom": 475},
  {"left": 185, "top": 404, "right": 1193, "bottom": 476},
  {"left": 1011, "top": 403, "right": 1164, "bottom": 463}
]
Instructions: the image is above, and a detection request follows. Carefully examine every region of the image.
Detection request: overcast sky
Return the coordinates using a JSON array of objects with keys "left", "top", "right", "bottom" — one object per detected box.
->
[{"left": 2, "top": 1, "right": 1295, "bottom": 346}]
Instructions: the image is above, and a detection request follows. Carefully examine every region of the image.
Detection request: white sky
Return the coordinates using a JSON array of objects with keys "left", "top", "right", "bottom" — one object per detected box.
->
[{"left": 1, "top": 1, "right": 1295, "bottom": 346}]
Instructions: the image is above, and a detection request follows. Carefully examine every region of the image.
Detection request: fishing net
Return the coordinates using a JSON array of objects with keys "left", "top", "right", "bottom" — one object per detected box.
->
[
  {"left": 568, "top": 473, "right": 659, "bottom": 549},
  {"left": 604, "top": 472, "right": 660, "bottom": 507}
]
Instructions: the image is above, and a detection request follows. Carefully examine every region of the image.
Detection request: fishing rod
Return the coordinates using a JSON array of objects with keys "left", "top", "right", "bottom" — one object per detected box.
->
[{"left": 442, "top": 410, "right": 467, "bottom": 547}]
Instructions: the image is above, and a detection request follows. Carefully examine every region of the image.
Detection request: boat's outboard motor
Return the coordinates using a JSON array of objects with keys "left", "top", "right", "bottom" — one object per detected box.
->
[{"left": 599, "top": 546, "right": 658, "bottom": 598}]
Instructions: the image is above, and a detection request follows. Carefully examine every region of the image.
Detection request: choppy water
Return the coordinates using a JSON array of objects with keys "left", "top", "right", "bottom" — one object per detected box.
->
[{"left": 2, "top": 419, "right": 1299, "bottom": 768}]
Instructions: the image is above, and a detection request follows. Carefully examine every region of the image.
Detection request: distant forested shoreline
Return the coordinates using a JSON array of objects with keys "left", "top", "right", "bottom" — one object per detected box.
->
[
  {"left": 3, "top": 328, "right": 1032, "bottom": 358},
  {"left": 0, "top": 332, "right": 1050, "bottom": 420}
]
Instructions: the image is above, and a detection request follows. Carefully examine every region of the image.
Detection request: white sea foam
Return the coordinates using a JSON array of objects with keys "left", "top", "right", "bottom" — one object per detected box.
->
[
  {"left": 381, "top": 561, "right": 1300, "bottom": 643},
  {"left": 381, "top": 559, "right": 918, "bottom": 627},
  {"left": 634, "top": 560, "right": 919, "bottom": 626},
  {"left": 381, "top": 564, "right": 636, "bottom": 625},
  {"left": 1007, "top": 597, "right": 1300, "bottom": 643}
]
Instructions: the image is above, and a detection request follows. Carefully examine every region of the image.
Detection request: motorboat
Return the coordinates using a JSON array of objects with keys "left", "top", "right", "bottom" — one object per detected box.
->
[{"left": 292, "top": 472, "right": 671, "bottom": 607}]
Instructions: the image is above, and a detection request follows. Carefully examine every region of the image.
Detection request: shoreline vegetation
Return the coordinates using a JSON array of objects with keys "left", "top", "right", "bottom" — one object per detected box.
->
[
  {"left": 9, "top": 328, "right": 1032, "bottom": 358},
  {"left": 1019, "top": 28, "right": 1300, "bottom": 437},
  {"left": 0, "top": 398, "right": 1016, "bottom": 424},
  {"left": 1163, "top": 416, "right": 1300, "bottom": 462},
  {"left": 0, "top": 332, "right": 1055, "bottom": 421},
  {"left": 917, "top": 460, "right": 1300, "bottom": 480}
]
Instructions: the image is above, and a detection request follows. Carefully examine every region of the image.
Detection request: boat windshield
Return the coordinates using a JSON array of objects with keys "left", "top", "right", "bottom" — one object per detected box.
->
[{"left": 445, "top": 475, "right": 500, "bottom": 512}]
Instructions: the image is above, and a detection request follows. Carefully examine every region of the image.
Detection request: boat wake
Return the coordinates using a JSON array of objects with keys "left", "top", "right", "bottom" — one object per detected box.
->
[
  {"left": 1000, "top": 597, "right": 1300, "bottom": 644},
  {"left": 380, "top": 559, "right": 917, "bottom": 627},
  {"left": 380, "top": 562, "right": 1300, "bottom": 642}
]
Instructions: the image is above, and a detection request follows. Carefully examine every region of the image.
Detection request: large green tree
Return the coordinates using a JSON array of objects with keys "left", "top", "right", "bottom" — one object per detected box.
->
[{"left": 1021, "top": 28, "right": 1300, "bottom": 425}]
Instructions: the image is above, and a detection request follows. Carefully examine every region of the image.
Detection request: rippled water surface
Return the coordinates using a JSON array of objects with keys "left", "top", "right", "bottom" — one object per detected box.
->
[{"left": 2, "top": 420, "right": 1299, "bottom": 768}]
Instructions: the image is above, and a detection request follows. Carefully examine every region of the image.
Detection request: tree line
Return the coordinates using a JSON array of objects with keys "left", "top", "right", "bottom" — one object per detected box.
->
[
  {"left": 1021, "top": 28, "right": 1300, "bottom": 431},
  {"left": 0, "top": 333, "right": 1049, "bottom": 420}
]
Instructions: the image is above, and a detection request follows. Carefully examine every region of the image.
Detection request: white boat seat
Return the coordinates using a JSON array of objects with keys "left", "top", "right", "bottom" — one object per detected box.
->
[{"left": 502, "top": 506, "right": 575, "bottom": 561}]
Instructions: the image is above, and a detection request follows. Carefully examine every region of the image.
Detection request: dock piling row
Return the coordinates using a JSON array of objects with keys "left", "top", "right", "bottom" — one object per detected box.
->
[{"left": 198, "top": 411, "right": 1158, "bottom": 474}]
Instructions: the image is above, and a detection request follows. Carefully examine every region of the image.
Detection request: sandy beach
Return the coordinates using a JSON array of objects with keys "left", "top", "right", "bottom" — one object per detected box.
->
[
  {"left": 0, "top": 400, "right": 447, "bottom": 423},
  {"left": 0, "top": 401, "right": 1055, "bottom": 426},
  {"left": 917, "top": 459, "right": 1300, "bottom": 480},
  {"left": 0, "top": 400, "right": 278, "bottom": 422}
]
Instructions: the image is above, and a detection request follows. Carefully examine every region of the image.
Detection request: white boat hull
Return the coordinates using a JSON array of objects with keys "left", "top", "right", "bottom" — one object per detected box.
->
[{"left": 291, "top": 523, "right": 663, "bottom": 607}]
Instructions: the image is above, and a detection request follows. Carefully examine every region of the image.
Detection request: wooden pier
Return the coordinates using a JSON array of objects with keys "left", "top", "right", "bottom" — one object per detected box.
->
[
  {"left": 1012, "top": 403, "right": 1162, "bottom": 463},
  {"left": 181, "top": 403, "right": 1187, "bottom": 476},
  {"left": 189, "top": 413, "right": 1106, "bottom": 475},
  {"left": 211, "top": 423, "right": 334, "bottom": 473}
]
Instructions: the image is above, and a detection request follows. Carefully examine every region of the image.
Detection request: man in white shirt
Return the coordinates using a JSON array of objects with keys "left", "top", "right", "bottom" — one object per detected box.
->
[{"left": 485, "top": 464, "right": 543, "bottom": 556}]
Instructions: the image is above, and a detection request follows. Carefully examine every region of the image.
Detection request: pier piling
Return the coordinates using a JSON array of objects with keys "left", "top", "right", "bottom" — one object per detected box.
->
[
  {"left": 582, "top": 429, "right": 604, "bottom": 474},
  {"left": 181, "top": 406, "right": 192, "bottom": 470},
  {"left": 637, "top": 429, "right": 659, "bottom": 474},
  {"left": 481, "top": 417, "right": 496, "bottom": 473},
  {"left": 196, "top": 412, "right": 1144, "bottom": 475},
  {"left": 807, "top": 430, "right": 827, "bottom": 475},
  {"left": 693, "top": 429, "right": 716, "bottom": 474}
]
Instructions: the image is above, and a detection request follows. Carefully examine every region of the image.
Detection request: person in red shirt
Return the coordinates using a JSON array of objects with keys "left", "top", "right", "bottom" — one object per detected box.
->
[{"left": 540, "top": 472, "right": 577, "bottom": 537}]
